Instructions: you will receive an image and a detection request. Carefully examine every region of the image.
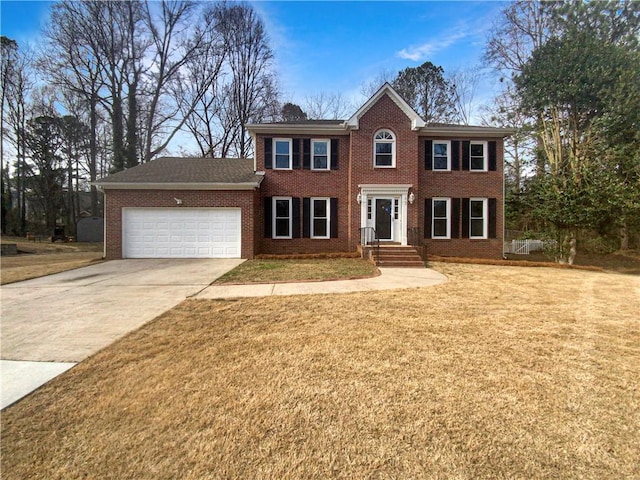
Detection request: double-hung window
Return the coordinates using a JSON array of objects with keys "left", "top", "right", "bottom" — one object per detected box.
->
[
  {"left": 311, "top": 198, "right": 330, "bottom": 238},
  {"left": 470, "top": 198, "right": 488, "bottom": 239},
  {"left": 312, "top": 140, "right": 330, "bottom": 170},
  {"left": 432, "top": 198, "right": 450, "bottom": 239},
  {"left": 374, "top": 130, "right": 395, "bottom": 167},
  {"left": 470, "top": 141, "right": 487, "bottom": 171},
  {"left": 273, "top": 197, "right": 292, "bottom": 238},
  {"left": 433, "top": 141, "right": 451, "bottom": 171},
  {"left": 274, "top": 139, "right": 292, "bottom": 169}
]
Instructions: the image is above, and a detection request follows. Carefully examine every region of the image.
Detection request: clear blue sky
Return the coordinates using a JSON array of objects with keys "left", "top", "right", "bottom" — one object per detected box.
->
[{"left": 1, "top": 0, "right": 504, "bottom": 113}]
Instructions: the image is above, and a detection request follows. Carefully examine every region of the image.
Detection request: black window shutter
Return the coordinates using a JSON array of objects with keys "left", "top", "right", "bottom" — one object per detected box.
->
[
  {"left": 331, "top": 139, "right": 339, "bottom": 170},
  {"left": 264, "top": 197, "right": 272, "bottom": 238},
  {"left": 292, "top": 197, "right": 301, "bottom": 238},
  {"left": 330, "top": 198, "right": 338, "bottom": 238},
  {"left": 462, "top": 198, "right": 470, "bottom": 238},
  {"left": 451, "top": 198, "right": 461, "bottom": 239},
  {"left": 424, "top": 198, "right": 432, "bottom": 238},
  {"left": 292, "top": 138, "right": 301, "bottom": 169},
  {"left": 462, "top": 141, "right": 470, "bottom": 171},
  {"left": 489, "top": 198, "right": 497, "bottom": 238},
  {"left": 303, "top": 139, "right": 311, "bottom": 169},
  {"left": 425, "top": 140, "right": 433, "bottom": 170},
  {"left": 302, "top": 197, "right": 311, "bottom": 238},
  {"left": 264, "top": 138, "right": 273, "bottom": 169},
  {"left": 488, "top": 141, "right": 497, "bottom": 171},
  {"left": 451, "top": 140, "right": 460, "bottom": 170}
]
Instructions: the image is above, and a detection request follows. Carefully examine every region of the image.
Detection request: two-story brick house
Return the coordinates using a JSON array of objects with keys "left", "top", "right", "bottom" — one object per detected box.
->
[{"left": 96, "top": 84, "right": 512, "bottom": 261}]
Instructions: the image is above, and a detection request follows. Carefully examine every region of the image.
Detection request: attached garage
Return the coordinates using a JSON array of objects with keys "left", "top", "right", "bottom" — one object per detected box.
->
[
  {"left": 123, "top": 208, "right": 241, "bottom": 258},
  {"left": 95, "top": 157, "right": 263, "bottom": 260}
]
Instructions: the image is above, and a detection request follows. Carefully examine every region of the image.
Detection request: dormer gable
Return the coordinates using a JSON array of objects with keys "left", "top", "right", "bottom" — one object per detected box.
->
[{"left": 346, "top": 83, "right": 426, "bottom": 131}]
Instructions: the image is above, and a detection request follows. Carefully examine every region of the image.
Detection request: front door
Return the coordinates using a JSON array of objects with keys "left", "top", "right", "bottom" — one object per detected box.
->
[{"left": 375, "top": 198, "right": 393, "bottom": 240}]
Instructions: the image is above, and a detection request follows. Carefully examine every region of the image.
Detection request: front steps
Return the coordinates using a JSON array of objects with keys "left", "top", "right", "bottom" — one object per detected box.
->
[{"left": 367, "top": 245, "right": 425, "bottom": 268}]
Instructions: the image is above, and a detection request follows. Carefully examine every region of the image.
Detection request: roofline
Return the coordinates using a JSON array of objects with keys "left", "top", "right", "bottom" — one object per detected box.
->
[
  {"left": 419, "top": 125, "right": 517, "bottom": 138},
  {"left": 246, "top": 123, "right": 349, "bottom": 136},
  {"left": 94, "top": 181, "right": 263, "bottom": 191},
  {"left": 246, "top": 122, "right": 515, "bottom": 138}
]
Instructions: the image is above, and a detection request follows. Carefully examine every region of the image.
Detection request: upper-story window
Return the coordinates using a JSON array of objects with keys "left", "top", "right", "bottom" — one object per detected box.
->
[
  {"left": 274, "top": 139, "right": 292, "bottom": 169},
  {"left": 374, "top": 130, "right": 395, "bottom": 168},
  {"left": 312, "top": 139, "right": 330, "bottom": 170},
  {"left": 470, "top": 141, "right": 488, "bottom": 171},
  {"left": 433, "top": 141, "right": 451, "bottom": 171}
]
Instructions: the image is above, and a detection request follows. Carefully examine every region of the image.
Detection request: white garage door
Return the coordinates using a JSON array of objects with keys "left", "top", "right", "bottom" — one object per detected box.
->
[{"left": 123, "top": 208, "right": 241, "bottom": 258}]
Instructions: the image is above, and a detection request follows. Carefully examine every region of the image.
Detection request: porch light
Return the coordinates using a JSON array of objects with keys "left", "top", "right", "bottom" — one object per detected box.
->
[
  {"left": 408, "top": 192, "right": 415, "bottom": 204},
  {"left": 356, "top": 192, "right": 362, "bottom": 204}
]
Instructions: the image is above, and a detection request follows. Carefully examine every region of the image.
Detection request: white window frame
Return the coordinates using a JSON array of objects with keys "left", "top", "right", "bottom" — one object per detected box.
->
[
  {"left": 272, "top": 197, "right": 292, "bottom": 239},
  {"left": 311, "top": 139, "right": 330, "bottom": 171},
  {"left": 432, "top": 197, "right": 451, "bottom": 239},
  {"left": 273, "top": 138, "right": 292, "bottom": 170},
  {"left": 470, "top": 141, "right": 488, "bottom": 172},
  {"left": 310, "top": 197, "right": 330, "bottom": 239},
  {"left": 374, "top": 129, "right": 396, "bottom": 168},
  {"left": 469, "top": 198, "right": 488, "bottom": 239},
  {"left": 433, "top": 140, "right": 451, "bottom": 171}
]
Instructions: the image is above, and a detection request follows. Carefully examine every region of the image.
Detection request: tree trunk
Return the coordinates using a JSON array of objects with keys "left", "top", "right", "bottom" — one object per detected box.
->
[
  {"left": 567, "top": 234, "right": 577, "bottom": 266},
  {"left": 620, "top": 222, "right": 629, "bottom": 251},
  {"left": 89, "top": 93, "right": 99, "bottom": 216},
  {"left": 112, "top": 86, "right": 126, "bottom": 172},
  {"left": 125, "top": 79, "right": 138, "bottom": 169}
]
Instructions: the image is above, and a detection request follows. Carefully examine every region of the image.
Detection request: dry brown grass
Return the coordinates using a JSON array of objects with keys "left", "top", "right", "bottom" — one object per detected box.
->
[
  {"left": 2, "top": 263, "right": 639, "bottom": 479},
  {"left": 215, "top": 258, "right": 379, "bottom": 284},
  {"left": 1, "top": 236, "right": 103, "bottom": 284},
  {"left": 1, "top": 252, "right": 104, "bottom": 284}
]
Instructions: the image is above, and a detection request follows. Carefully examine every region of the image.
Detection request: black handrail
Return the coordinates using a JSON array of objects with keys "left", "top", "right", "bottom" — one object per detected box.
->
[{"left": 359, "top": 227, "right": 380, "bottom": 265}]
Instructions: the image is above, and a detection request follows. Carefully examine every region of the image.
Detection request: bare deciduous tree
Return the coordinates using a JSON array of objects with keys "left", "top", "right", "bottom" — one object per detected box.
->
[
  {"left": 303, "top": 92, "right": 353, "bottom": 120},
  {"left": 215, "top": 2, "right": 277, "bottom": 157},
  {"left": 449, "top": 66, "right": 483, "bottom": 125},
  {"left": 484, "top": 0, "right": 555, "bottom": 76}
]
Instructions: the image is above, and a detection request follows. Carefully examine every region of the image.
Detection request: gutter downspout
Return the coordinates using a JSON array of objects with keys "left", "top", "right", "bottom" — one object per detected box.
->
[{"left": 95, "top": 184, "right": 107, "bottom": 259}]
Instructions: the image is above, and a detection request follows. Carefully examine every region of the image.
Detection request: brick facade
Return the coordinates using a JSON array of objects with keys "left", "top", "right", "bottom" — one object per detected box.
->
[
  {"left": 101, "top": 85, "right": 509, "bottom": 260},
  {"left": 255, "top": 92, "right": 506, "bottom": 259},
  {"left": 256, "top": 134, "right": 351, "bottom": 255},
  {"left": 103, "top": 189, "right": 257, "bottom": 259}
]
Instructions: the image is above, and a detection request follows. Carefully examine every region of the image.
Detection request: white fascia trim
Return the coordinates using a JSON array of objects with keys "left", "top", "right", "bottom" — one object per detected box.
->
[
  {"left": 246, "top": 124, "right": 348, "bottom": 136},
  {"left": 420, "top": 126, "right": 516, "bottom": 138},
  {"left": 347, "top": 83, "right": 426, "bottom": 131},
  {"left": 95, "top": 182, "right": 262, "bottom": 190}
]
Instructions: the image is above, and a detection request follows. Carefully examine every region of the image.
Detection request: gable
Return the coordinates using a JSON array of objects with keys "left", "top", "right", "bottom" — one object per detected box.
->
[{"left": 346, "top": 83, "right": 426, "bottom": 131}]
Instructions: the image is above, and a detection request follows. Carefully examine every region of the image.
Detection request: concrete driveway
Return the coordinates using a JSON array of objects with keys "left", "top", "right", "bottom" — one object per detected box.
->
[{"left": 1, "top": 258, "right": 243, "bottom": 408}]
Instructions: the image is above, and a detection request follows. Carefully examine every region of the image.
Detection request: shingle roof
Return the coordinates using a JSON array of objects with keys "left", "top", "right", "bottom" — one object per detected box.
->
[
  {"left": 95, "top": 157, "right": 263, "bottom": 188},
  {"left": 268, "top": 119, "right": 345, "bottom": 125}
]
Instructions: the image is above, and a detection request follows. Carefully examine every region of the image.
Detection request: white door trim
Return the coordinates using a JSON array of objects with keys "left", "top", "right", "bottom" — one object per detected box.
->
[{"left": 358, "top": 184, "right": 412, "bottom": 245}]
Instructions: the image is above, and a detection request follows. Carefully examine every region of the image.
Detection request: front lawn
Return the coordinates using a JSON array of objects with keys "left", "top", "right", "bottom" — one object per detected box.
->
[
  {"left": 2, "top": 263, "right": 638, "bottom": 479},
  {"left": 214, "top": 257, "right": 379, "bottom": 284},
  {"left": 1, "top": 236, "right": 104, "bottom": 284}
]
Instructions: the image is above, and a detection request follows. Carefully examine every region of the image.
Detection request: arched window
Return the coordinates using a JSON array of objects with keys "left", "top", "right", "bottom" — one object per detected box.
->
[{"left": 374, "top": 129, "right": 395, "bottom": 167}]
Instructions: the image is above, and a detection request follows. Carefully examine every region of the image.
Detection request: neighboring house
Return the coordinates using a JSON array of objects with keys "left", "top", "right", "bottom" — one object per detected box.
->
[{"left": 95, "top": 84, "right": 512, "bottom": 260}]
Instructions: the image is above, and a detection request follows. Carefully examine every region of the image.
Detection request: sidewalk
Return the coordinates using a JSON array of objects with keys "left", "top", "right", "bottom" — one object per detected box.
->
[{"left": 195, "top": 267, "right": 448, "bottom": 299}]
